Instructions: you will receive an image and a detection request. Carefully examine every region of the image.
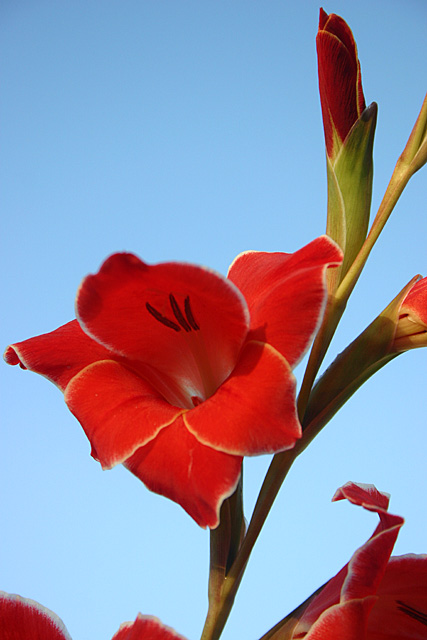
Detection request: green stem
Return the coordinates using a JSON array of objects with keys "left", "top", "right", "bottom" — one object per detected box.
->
[
  {"left": 200, "top": 427, "right": 331, "bottom": 640},
  {"left": 336, "top": 160, "right": 411, "bottom": 305},
  {"left": 297, "top": 294, "right": 346, "bottom": 422}
]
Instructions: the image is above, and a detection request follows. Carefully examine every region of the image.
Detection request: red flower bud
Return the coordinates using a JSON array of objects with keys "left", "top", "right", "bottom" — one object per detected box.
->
[{"left": 316, "top": 8, "right": 366, "bottom": 159}]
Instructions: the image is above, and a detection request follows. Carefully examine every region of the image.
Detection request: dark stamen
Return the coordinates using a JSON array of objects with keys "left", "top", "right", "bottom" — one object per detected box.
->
[
  {"left": 184, "top": 296, "right": 200, "bottom": 330},
  {"left": 146, "top": 302, "right": 181, "bottom": 332},
  {"left": 169, "top": 294, "right": 192, "bottom": 332},
  {"left": 397, "top": 600, "right": 427, "bottom": 626}
]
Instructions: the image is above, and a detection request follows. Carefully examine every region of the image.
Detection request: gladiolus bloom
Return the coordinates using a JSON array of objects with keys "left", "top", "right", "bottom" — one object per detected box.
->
[
  {"left": 4, "top": 236, "right": 342, "bottom": 528},
  {"left": 0, "top": 592, "right": 187, "bottom": 640},
  {"left": 316, "top": 8, "right": 365, "bottom": 160},
  {"left": 289, "top": 482, "right": 427, "bottom": 639}
]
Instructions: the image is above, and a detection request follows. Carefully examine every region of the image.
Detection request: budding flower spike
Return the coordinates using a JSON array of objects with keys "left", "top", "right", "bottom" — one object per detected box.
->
[{"left": 316, "top": 8, "right": 377, "bottom": 291}]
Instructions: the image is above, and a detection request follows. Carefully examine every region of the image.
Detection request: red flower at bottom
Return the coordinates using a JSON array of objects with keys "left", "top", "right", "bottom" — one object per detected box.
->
[
  {"left": 0, "top": 592, "right": 187, "bottom": 640},
  {"left": 291, "top": 482, "right": 427, "bottom": 639},
  {"left": 4, "top": 236, "right": 342, "bottom": 528}
]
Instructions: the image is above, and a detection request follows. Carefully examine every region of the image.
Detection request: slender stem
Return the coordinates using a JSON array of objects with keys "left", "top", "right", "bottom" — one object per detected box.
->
[
  {"left": 297, "top": 294, "right": 346, "bottom": 422},
  {"left": 336, "top": 163, "right": 411, "bottom": 305},
  {"left": 200, "top": 446, "right": 302, "bottom": 640}
]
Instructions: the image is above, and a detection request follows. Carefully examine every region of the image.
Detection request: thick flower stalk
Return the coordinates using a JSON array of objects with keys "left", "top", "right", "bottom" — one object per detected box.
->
[
  {"left": 317, "top": 8, "right": 377, "bottom": 291},
  {"left": 0, "top": 591, "right": 187, "bottom": 640},
  {"left": 262, "top": 482, "right": 427, "bottom": 639},
  {"left": 4, "top": 236, "right": 342, "bottom": 529}
]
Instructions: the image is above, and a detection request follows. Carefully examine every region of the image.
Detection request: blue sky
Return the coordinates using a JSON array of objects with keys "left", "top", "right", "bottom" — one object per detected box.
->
[{"left": 1, "top": 1, "right": 426, "bottom": 639}]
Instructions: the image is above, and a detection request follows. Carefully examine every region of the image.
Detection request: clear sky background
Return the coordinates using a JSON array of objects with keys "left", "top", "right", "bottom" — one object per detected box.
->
[{"left": 1, "top": 2, "right": 426, "bottom": 639}]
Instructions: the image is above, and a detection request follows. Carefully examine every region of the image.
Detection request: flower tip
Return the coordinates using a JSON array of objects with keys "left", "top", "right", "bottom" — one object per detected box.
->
[
  {"left": 3, "top": 345, "right": 20, "bottom": 366},
  {"left": 318, "top": 7, "right": 328, "bottom": 27},
  {"left": 361, "top": 101, "right": 378, "bottom": 123}
]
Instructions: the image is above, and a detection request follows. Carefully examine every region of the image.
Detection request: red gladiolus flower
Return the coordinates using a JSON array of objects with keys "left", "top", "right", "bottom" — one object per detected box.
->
[
  {"left": 290, "top": 482, "right": 427, "bottom": 639},
  {"left": 0, "top": 592, "right": 187, "bottom": 640},
  {"left": 4, "top": 236, "right": 342, "bottom": 528},
  {"left": 316, "top": 8, "right": 366, "bottom": 159}
]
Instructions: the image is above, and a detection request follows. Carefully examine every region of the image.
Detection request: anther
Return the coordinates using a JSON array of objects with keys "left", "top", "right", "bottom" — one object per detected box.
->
[
  {"left": 146, "top": 302, "right": 181, "bottom": 332},
  {"left": 169, "top": 294, "right": 192, "bottom": 332},
  {"left": 396, "top": 601, "right": 427, "bottom": 626},
  {"left": 184, "top": 296, "right": 200, "bottom": 330}
]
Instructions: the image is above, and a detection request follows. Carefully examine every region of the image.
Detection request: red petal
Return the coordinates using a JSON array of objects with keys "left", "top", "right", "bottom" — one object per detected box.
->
[
  {"left": 401, "top": 277, "right": 427, "bottom": 325},
  {"left": 64, "top": 360, "right": 184, "bottom": 468},
  {"left": 184, "top": 341, "right": 301, "bottom": 455},
  {"left": 332, "top": 483, "right": 403, "bottom": 602},
  {"left": 124, "top": 416, "right": 242, "bottom": 528},
  {"left": 332, "top": 482, "right": 390, "bottom": 512},
  {"left": 302, "top": 597, "right": 376, "bottom": 640},
  {"left": 112, "top": 614, "right": 188, "bottom": 640},
  {"left": 76, "top": 254, "right": 249, "bottom": 406},
  {"left": 316, "top": 10, "right": 365, "bottom": 156},
  {"left": 0, "top": 592, "right": 71, "bottom": 640},
  {"left": 295, "top": 482, "right": 404, "bottom": 632},
  {"left": 342, "top": 521, "right": 403, "bottom": 603},
  {"left": 227, "top": 236, "right": 342, "bottom": 368},
  {"left": 367, "top": 555, "right": 427, "bottom": 639},
  {"left": 3, "top": 320, "right": 114, "bottom": 391}
]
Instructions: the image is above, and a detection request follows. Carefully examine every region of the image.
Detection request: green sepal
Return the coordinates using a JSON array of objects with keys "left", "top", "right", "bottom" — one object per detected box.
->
[
  {"left": 303, "top": 276, "right": 417, "bottom": 434},
  {"left": 326, "top": 102, "right": 377, "bottom": 292}
]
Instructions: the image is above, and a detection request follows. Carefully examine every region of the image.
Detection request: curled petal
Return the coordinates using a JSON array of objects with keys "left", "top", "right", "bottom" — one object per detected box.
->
[
  {"left": 334, "top": 482, "right": 404, "bottom": 601},
  {"left": 0, "top": 592, "right": 72, "bottom": 640},
  {"left": 332, "top": 482, "right": 390, "bottom": 512},
  {"left": 64, "top": 360, "right": 184, "bottom": 468},
  {"left": 76, "top": 253, "right": 250, "bottom": 401},
  {"left": 295, "top": 482, "right": 404, "bottom": 634},
  {"left": 125, "top": 416, "right": 242, "bottom": 529},
  {"left": 184, "top": 341, "right": 301, "bottom": 456},
  {"left": 227, "top": 236, "right": 342, "bottom": 367},
  {"left": 3, "top": 320, "right": 114, "bottom": 392},
  {"left": 112, "top": 613, "right": 188, "bottom": 640}
]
